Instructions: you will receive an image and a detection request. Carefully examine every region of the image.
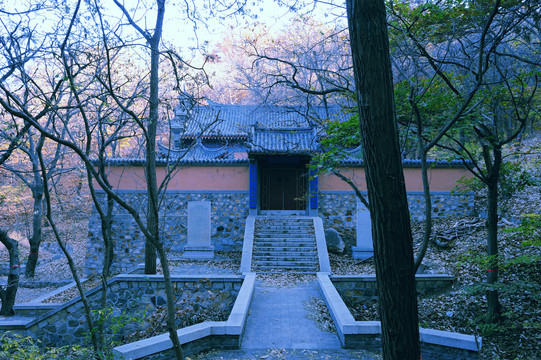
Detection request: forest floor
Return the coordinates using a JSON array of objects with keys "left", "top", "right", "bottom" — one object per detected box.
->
[{"left": 0, "top": 173, "right": 540, "bottom": 359}]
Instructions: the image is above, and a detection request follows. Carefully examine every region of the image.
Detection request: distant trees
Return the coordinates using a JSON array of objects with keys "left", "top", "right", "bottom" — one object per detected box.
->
[
  {"left": 206, "top": 16, "right": 353, "bottom": 106},
  {"left": 0, "top": 125, "right": 66, "bottom": 278}
]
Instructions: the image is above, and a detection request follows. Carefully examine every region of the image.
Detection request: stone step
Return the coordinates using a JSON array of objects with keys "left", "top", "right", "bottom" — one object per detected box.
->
[
  {"left": 255, "top": 224, "right": 313, "bottom": 229},
  {"left": 256, "top": 218, "right": 313, "bottom": 222},
  {"left": 254, "top": 235, "right": 314, "bottom": 240},
  {"left": 254, "top": 234, "right": 316, "bottom": 242},
  {"left": 253, "top": 247, "right": 316, "bottom": 254},
  {"left": 252, "top": 250, "right": 317, "bottom": 257},
  {"left": 251, "top": 216, "right": 319, "bottom": 273},
  {"left": 253, "top": 257, "right": 318, "bottom": 264},
  {"left": 254, "top": 238, "right": 316, "bottom": 243},
  {"left": 256, "top": 225, "right": 313, "bottom": 230},
  {"left": 256, "top": 232, "right": 313, "bottom": 237},
  {"left": 256, "top": 228, "right": 314, "bottom": 232},
  {"left": 253, "top": 242, "right": 316, "bottom": 248},
  {"left": 253, "top": 260, "right": 318, "bottom": 267},
  {"left": 252, "top": 265, "right": 318, "bottom": 272}
]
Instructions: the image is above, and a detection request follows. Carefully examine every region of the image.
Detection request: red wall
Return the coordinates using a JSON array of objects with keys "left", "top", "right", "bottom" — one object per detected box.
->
[
  {"left": 97, "top": 165, "right": 470, "bottom": 192},
  {"left": 318, "top": 167, "right": 471, "bottom": 192},
  {"left": 97, "top": 166, "right": 249, "bottom": 191}
]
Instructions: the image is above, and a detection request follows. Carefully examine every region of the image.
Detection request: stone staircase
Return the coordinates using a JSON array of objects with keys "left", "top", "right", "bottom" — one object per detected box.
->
[{"left": 251, "top": 217, "right": 319, "bottom": 273}]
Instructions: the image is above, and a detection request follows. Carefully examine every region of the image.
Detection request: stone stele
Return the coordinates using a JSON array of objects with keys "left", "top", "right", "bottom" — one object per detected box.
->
[
  {"left": 352, "top": 199, "right": 374, "bottom": 260},
  {"left": 183, "top": 201, "right": 215, "bottom": 259}
]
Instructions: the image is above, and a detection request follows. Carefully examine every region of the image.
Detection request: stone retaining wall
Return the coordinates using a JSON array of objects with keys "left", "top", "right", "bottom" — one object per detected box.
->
[
  {"left": 86, "top": 190, "right": 472, "bottom": 274},
  {"left": 318, "top": 191, "right": 474, "bottom": 231},
  {"left": 139, "top": 335, "right": 239, "bottom": 359},
  {"left": 318, "top": 273, "right": 481, "bottom": 360},
  {"left": 86, "top": 190, "right": 249, "bottom": 274},
  {"left": 343, "top": 333, "right": 479, "bottom": 360},
  {"left": 1, "top": 275, "right": 242, "bottom": 348},
  {"left": 332, "top": 274, "right": 454, "bottom": 302}
]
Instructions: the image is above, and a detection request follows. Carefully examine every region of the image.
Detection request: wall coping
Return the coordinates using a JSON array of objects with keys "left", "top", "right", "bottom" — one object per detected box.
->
[
  {"left": 93, "top": 189, "right": 250, "bottom": 194},
  {"left": 240, "top": 216, "right": 255, "bottom": 273},
  {"left": 113, "top": 273, "right": 256, "bottom": 360},
  {"left": 317, "top": 273, "right": 481, "bottom": 352},
  {"left": 331, "top": 274, "right": 455, "bottom": 282},
  {"left": 319, "top": 190, "right": 472, "bottom": 195},
  {"left": 313, "top": 217, "right": 331, "bottom": 273}
]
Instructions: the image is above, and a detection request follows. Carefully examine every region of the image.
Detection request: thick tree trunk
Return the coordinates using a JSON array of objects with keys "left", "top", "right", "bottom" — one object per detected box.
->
[
  {"left": 0, "top": 230, "right": 20, "bottom": 316},
  {"left": 347, "top": 1, "right": 421, "bottom": 359}
]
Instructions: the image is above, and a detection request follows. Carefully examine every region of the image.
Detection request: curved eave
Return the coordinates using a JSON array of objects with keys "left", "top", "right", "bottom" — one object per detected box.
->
[
  {"left": 179, "top": 134, "right": 248, "bottom": 140},
  {"left": 247, "top": 149, "right": 317, "bottom": 156},
  {"left": 91, "top": 158, "right": 249, "bottom": 167}
]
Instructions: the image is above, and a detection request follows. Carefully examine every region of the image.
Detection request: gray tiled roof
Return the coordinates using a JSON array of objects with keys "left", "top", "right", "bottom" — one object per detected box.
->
[
  {"left": 157, "top": 139, "right": 248, "bottom": 164},
  {"left": 249, "top": 128, "right": 318, "bottom": 154},
  {"left": 173, "top": 103, "right": 346, "bottom": 138}
]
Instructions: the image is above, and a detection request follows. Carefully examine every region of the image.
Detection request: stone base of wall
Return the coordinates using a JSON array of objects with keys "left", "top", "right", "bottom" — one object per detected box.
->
[
  {"left": 86, "top": 190, "right": 472, "bottom": 274},
  {"left": 332, "top": 274, "right": 454, "bottom": 302},
  {"left": 141, "top": 335, "right": 239, "bottom": 360},
  {"left": 86, "top": 191, "right": 249, "bottom": 274},
  {"left": 319, "top": 191, "right": 474, "bottom": 231},
  {"left": 344, "top": 335, "right": 479, "bottom": 360},
  {"left": 0, "top": 275, "right": 243, "bottom": 348}
]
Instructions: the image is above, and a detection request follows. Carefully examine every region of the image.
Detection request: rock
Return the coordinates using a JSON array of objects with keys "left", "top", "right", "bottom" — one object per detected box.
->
[
  {"left": 325, "top": 228, "right": 345, "bottom": 253},
  {"left": 150, "top": 295, "right": 167, "bottom": 307}
]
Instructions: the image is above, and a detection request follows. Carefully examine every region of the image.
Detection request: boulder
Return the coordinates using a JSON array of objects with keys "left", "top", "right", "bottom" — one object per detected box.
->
[{"left": 325, "top": 228, "right": 345, "bottom": 253}]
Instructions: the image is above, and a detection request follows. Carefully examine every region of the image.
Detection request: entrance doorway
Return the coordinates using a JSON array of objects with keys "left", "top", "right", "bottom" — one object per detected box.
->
[{"left": 259, "top": 157, "right": 307, "bottom": 211}]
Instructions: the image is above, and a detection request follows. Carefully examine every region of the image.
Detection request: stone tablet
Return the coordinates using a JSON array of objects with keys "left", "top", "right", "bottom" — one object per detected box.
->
[
  {"left": 183, "top": 201, "right": 214, "bottom": 259},
  {"left": 352, "top": 199, "right": 374, "bottom": 260}
]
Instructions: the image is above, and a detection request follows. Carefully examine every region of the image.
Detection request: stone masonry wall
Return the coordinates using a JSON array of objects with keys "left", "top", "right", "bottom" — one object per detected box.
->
[
  {"left": 86, "top": 189, "right": 471, "bottom": 274},
  {"left": 332, "top": 275, "right": 454, "bottom": 303},
  {"left": 22, "top": 275, "right": 242, "bottom": 348},
  {"left": 86, "top": 191, "right": 249, "bottom": 274},
  {"left": 344, "top": 335, "right": 479, "bottom": 360},
  {"left": 319, "top": 191, "right": 474, "bottom": 232}
]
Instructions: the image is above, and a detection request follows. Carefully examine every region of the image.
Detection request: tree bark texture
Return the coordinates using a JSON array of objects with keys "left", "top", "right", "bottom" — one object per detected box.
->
[
  {"left": 25, "top": 181, "right": 43, "bottom": 278},
  {"left": 485, "top": 146, "right": 502, "bottom": 322},
  {"left": 0, "top": 230, "right": 20, "bottom": 316},
  {"left": 346, "top": 1, "right": 421, "bottom": 359},
  {"left": 143, "top": 1, "right": 162, "bottom": 276},
  {"left": 412, "top": 102, "right": 432, "bottom": 272}
]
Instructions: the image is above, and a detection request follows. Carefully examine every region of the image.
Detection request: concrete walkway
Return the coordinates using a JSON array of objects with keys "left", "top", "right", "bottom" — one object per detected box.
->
[
  {"left": 192, "top": 277, "right": 379, "bottom": 360},
  {"left": 241, "top": 280, "right": 340, "bottom": 349},
  {"left": 168, "top": 263, "right": 380, "bottom": 359}
]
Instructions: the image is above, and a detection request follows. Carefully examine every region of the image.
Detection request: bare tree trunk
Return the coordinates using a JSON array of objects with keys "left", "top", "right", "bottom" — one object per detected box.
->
[
  {"left": 101, "top": 194, "right": 114, "bottom": 277},
  {"left": 25, "top": 181, "right": 43, "bottom": 278},
  {"left": 485, "top": 147, "right": 502, "bottom": 322},
  {"left": 37, "top": 143, "right": 104, "bottom": 359},
  {"left": 0, "top": 230, "right": 20, "bottom": 316},
  {"left": 412, "top": 101, "right": 432, "bottom": 272},
  {"left": 143, "top": 0, "right": 161, "bottom": 276},
  {"left": 347, "top": 1, "right": 421, "bottom": 359}
]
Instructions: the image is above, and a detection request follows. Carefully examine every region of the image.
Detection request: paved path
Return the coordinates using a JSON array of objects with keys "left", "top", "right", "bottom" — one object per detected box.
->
[
  {"left": 241, "top": 280, "right": 340, "bottom": 349},
  {"left": 192, "top": 278, "right": 379, "bottom": 360},
  {"left": 169, "top": 265, "right": 380, "bottom": 359}
]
